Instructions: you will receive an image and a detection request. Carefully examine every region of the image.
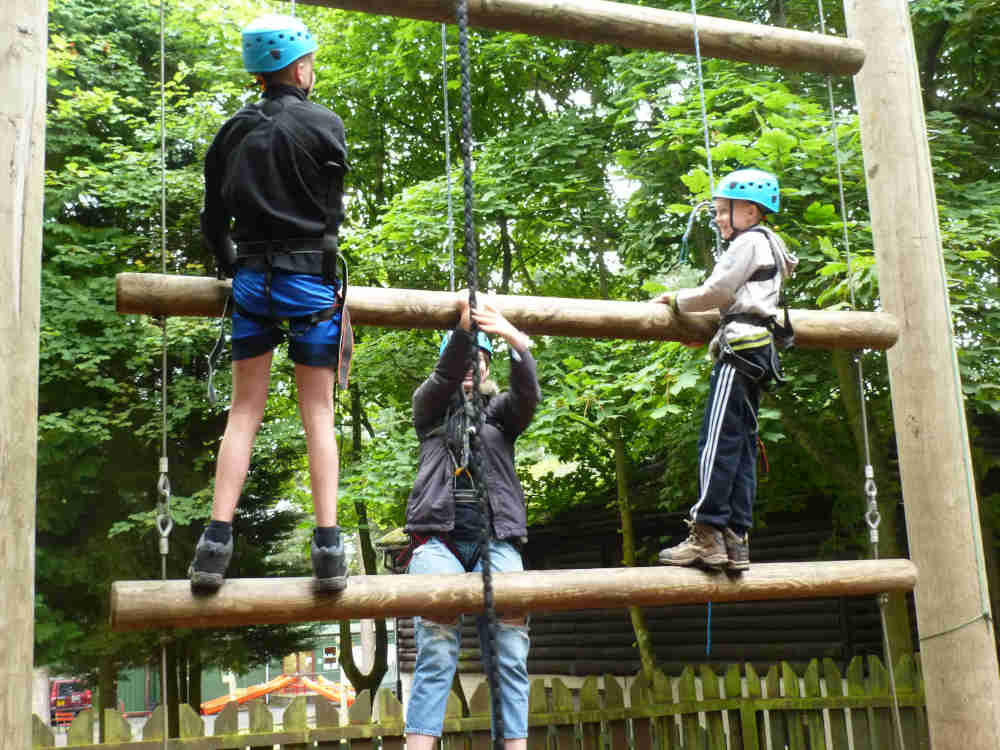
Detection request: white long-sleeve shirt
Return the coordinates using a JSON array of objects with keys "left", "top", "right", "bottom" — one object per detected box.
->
[{"left": 676, "top": 225, "right": 798, "bottom": 356}]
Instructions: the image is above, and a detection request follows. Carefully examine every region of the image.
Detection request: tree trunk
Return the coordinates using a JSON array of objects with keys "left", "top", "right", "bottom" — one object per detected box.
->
[
  {"left": 165, "top": 642, "right": 179, "bottom": 738},
  {"left": 98, "top": 659, "right": 117, "bottom": 743},
  {"left": 337, "top": 385, "right": 390, "bottom": 709},
  {"left": 177, "top": 642, "right": 189, "bottom": 707},
  {"left": 613, "top": 427, "right": 657, "bottom": 683},
  {"left": 188, "top": 645, "right": 202, "bottom": 715},
  {"left": 499, "top": 214, "right": 513, "bottom": 294}
]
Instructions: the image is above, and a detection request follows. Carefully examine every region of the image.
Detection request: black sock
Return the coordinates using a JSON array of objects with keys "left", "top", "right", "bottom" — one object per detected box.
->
[
  {"left": 314, "top": 526, "right": 341, "bottom": 548},
  {"left": 205, "top": 520, "right": 232, "bottom": 544}
]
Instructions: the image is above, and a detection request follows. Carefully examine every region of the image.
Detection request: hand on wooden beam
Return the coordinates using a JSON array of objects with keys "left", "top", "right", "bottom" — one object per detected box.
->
[
  {"left": 472, "top": 300, "right": 532, "bottom": 354},
  {"left": 651, "top": 291, "right": 704, "bottom": 348}
]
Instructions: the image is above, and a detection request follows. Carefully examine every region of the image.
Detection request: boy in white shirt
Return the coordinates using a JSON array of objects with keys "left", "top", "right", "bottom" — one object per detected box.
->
[{"left": 653, "top": 169, "right": 798, "bottom": 572}]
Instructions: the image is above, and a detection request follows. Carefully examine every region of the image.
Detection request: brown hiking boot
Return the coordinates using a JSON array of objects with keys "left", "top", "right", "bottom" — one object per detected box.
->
[
  {"left": 723, "top": 527, "right": 750, "bottom": 572},
  {"left": 657, "top": 520, "right": 727, "bottom": 569}
]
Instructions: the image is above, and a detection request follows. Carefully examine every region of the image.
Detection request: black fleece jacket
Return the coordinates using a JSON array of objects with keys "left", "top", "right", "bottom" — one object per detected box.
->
[{"left": 201, "top": 84, "right": 348, "bottom": 276}]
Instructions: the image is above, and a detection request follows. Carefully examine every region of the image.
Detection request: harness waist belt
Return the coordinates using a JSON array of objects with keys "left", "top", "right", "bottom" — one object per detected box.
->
[
  {"left": 723, "top": 312, "right": 773, "bottom": 327},
  {"left": 236, "top": 237, "right": 334, "bottom": 256}
]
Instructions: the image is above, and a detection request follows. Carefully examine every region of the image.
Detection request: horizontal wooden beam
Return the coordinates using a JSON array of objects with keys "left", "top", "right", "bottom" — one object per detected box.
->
[
  {"left": 301, "top": 0, "right": 865, "bottom": 76},
  {"left": 115, "top": 273, "right": 898, "bottom": 350},
  {"left": 111, "top": 559, "right": 916, "bottom": 631}
]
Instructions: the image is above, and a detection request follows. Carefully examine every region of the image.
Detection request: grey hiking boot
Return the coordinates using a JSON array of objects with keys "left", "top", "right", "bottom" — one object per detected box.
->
[
  {"left": 188, "top": 531, "right": 233, "bottom": 592},
  {"left": 657, "top": 520, "right": 727, "bottom": 569},
  {"left": 311, "top": 534, "right": 348, "bottom": 594},
  {"left": 723, "top": 527, "right": 750, "bottom": 572}
]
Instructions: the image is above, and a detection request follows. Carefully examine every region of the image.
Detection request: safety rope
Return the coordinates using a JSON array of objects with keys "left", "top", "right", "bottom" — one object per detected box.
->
[
  {"left": 816, "top": 3, "right": 904, "bottom": 748},
  {"left": 689, "top": 0, "right": 721, "bottom": 259},
  {"left": 156, "top": 1, "right": 173, "bottom": 745},
  {"left": 442, "top": 24, "right": 457, "bottom": 293},
  {"left": 453, "top": 3, "right": 504, "bottom": 747}
]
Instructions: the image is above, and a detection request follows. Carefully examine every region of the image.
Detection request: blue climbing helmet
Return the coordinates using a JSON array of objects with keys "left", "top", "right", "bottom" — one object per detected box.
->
[
  {"left": 713, "top": 169, "right": 780, "bottom": 214},
  {"left": 241, "top": 14, "right": 318, "bottom": 74},
  {"left": 440, "top": 330, "right": 493, "bottom": 360}
]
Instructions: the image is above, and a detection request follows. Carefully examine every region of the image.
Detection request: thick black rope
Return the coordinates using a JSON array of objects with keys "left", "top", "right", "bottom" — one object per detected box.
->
[{"left": 454, "top": 2, "right": 504, "bottom": 747}]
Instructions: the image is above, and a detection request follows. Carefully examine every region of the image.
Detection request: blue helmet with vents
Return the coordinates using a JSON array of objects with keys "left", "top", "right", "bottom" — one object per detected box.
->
[
  {"left": 440, "top": 330, "right": 493, "bottom": 359},
  {"left": 713, "top": 169, "right": 780, "bottom": 214},
  {"left": 241, "top": 14, "right": 318, "bottom": 74}
]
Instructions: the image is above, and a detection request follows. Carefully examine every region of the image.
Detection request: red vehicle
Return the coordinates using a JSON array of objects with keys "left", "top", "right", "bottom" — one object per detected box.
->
[{"left": 50, "top": 678, "right": 92, "bottom": 725}]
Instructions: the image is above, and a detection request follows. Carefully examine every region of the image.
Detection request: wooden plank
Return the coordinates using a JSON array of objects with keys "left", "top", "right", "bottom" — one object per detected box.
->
[
  {"left": 867, "top": 655, "right": 893, "bottom": 750},
  {"left": 677, "top": 667, "right": 699, "bottom": 750},
  {"left": 32, "top": 714, "right": 55, "bottom": 748},
  {"left": 579, "top": 676, "right": 601, "bottom": 750},
  {"left": 213, "top": 702, "right": 239, "bottom": 736},
  {"left": 110, "top": 560, "right": 917, "bottom": 631},
  {"left": 469, "top": 681, "right": 494, "bottom": 750},
  {"left": 723, "top": 665, "right": 745, "bottom": 750},
  {"left": 802, "top": 660, "right": 826, "bottom": 750},
  {"left": 248, "top": 699, "right": 276, "bottom": 750},
  {"left": 846, "top": 656, "right": 871, "bottom": 750},
  {"left": 550, "top": 679, "right": 575, "bottom": 750},
  {"left": 893, "top": 655, "right": 923, "bottom": 750},
  {"left": 114, "top": 274, "right": 899, "bottom": 351},
  {"left": 299, "top": 0, "right": 865, "bottom": 75},
  {"left": 652, "top": 669, "right": 678, "bottom": 750},
  {"left": 764, "top": 666, "right": 787, "bottom": 750},
  {"left": 283, "top": 696, "right": 311, "bottom": 750},
  {"left": 743, "top": 664, "right": 764, "bottom": 750},
  {"left": 603, "top": 675, "right": 628, "bottom": 750},
  {"left": 441, "top": 689, "right": 465, "bottom": 750},
  {"left": 823, "top": 658, "right": 849, "bottom": 749},
  {"left": 699, "top": 665, "right": 725, "bottom": 750},
  {"left": 104, "top": 709, "right": 134, "bottom": 742},
  {"left": 630, "top": 674, "right": 654, "bottom": 750},
  {"left": 780, "top": 662, "right": 806, "bottom": 750},
  {"left": 377, "top": 689, "right": 406, "bottom": 750},
  {"left": 527, "top": 678, "right": 549, "bottom": 750}
]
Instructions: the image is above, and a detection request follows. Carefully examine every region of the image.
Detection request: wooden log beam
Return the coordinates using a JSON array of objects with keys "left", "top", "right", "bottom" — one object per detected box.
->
[
  {"left": 300, "top": 0, "right": 865, "bottom": 76},
  {"left": 115, "top": 273, "right": 898, "bottom": 351},
  {"left": 111, "top": 559, "right": 916, "bottom": 631}
]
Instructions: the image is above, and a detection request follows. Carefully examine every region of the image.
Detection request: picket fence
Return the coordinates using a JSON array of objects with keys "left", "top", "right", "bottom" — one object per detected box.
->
[{"left": 32, "top": 655, "right": 928, "bottom": 750}]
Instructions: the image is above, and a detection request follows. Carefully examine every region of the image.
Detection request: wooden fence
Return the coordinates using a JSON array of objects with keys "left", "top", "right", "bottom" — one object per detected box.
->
[{"left": 32, "top": 655, "right": 928, "bottom": 750}]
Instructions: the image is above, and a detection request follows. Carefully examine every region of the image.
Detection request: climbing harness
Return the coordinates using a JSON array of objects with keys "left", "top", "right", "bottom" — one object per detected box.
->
[
  {"left": 454, "top": 1, "right": 505, "bottom": 745},
  {"left": 815, "top": 3, "right": 905, "bottom": 747},
  {"left": 688, "top": 0, "right": 722, "bottom": 261},
  {"left": 203, "top": 97, "right": 354, "bottom": 405}
]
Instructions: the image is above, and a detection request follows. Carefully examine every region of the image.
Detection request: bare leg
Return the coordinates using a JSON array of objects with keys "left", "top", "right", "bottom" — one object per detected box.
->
[
  {"left": 505, "top": 739, "right": 527, "bottom": 750},
  {"left": 295, "top": 363, "right": 338, "bottom": 527},
  {"left": 406, "top": 735, "right": 436, "bottom": 750},
  {"left": 211, "top": 351, "right": 273, "bottom": 522}
]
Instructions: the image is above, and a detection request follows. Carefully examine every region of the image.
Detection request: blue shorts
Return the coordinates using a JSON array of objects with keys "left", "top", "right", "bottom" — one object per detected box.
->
[{"left": 231, "top": 269, "right": 342, "bottom": 367}]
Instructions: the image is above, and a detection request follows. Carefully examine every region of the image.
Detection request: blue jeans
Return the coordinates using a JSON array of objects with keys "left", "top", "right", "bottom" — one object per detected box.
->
[{"left": 405, "top": 537, "right": 530, "bottom": 740}]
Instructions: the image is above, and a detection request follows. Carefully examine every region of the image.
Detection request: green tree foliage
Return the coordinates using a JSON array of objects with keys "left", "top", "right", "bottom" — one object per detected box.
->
[{"left": 36, "top": 0, "right": 1000, "bottom": 707}]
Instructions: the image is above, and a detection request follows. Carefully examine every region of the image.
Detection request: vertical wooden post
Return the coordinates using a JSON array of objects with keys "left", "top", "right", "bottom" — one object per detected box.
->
[
  {"left": 845, "top": 1, "right": 1000, "bottom": 747},
  {"left": 0, "top": 2, "right": 47, "bottom": 750}
]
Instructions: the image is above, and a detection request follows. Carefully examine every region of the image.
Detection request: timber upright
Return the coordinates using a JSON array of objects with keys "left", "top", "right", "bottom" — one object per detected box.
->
[
  {"left": 654, "top": 169, "right": 797, "bottom": 574},
  {"left": 190, "top": 13, "right": 352, "bottom": 594}
]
